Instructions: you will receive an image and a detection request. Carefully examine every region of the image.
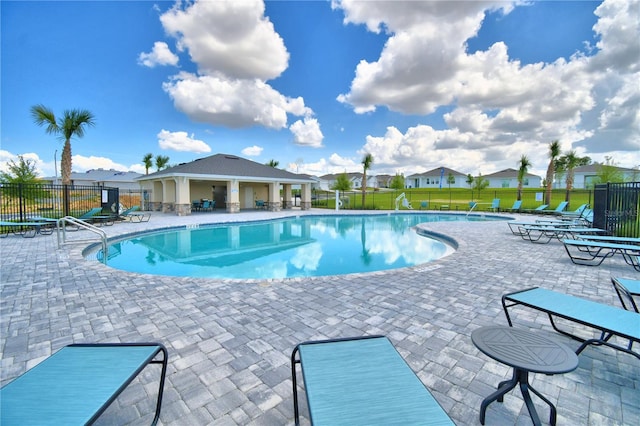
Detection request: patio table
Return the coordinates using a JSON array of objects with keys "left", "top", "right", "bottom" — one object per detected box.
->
[{"left": 472, "top": 326, "right": 578, "bottom": 426}]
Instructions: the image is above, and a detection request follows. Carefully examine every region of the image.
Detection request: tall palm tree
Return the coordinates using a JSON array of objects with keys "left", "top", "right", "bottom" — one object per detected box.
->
[
  {"left": 31, "top": 104, "right": 95, "bottom": 185},
  {"left": 142, "top": 153, "right": 153, "bottom": 174},
  {"left": 562, "top": 150, "right": 580, "bottom": 204},
  {"left": 361, "top": 153, "right": 374, "bottom": 208},
  {"left": 544, "top": 140, "right": 561, "bottom": 205},
  {"left": 516, "top": 155, "right": 532, "bottom": 200},
  {"left": 155, "top": 155, "right": 170, "bottom": 171}
]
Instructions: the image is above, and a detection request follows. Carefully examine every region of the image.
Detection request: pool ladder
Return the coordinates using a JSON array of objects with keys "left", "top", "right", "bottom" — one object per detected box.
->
[{"left": 56, "top": 216, "right": 108, "bottom": 263}]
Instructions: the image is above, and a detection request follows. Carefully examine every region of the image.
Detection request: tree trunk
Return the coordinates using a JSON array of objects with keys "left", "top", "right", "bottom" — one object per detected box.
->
[{"left": 61, "top": 139, "right": 72, "bottom": 185}]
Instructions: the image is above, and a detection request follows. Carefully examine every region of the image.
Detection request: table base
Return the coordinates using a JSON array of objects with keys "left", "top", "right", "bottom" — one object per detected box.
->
[{"left": 480, "top": 367, "right": 556, "bottom": 426}]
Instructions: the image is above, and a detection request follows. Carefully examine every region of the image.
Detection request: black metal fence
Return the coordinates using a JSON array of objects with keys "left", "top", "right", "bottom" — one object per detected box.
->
[
  {"left": 593, "top": 182, "right": 639, "bottom": 237},
  {"left": 0, "top": 182, "right": 120, "bottom": 222},
  {"left": 312, "top": 188, "right": 594, "bottom": 212}
]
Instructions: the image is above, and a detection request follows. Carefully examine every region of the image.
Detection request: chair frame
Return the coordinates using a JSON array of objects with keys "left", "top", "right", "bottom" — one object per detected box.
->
[{"left": 502, "top": 287, "right": 640, "bottom": 359}]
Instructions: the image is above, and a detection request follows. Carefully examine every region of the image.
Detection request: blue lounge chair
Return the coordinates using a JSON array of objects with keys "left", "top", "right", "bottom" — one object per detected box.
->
[
  {"left": 291, "top": 336, "right": 453, "bottom": 425},
  {"left": 0, "top": 220, "right": 52, "bottom": 238},
  {"left": 0, "top": 342, "right": 168, "bottom": 425},
  {"left": 611, "top": 277, "right": 640, "bottom": 313},
  {"left": 120, "top": 206, "right": 151, "bottom": 222},
  {"left": 502, "top": 287, "right": 640, "bottom": 359},
  {"left": 563, "top": 238, "right": 640, "bottom": 270},
  {"left": 518, "top": 225, "right": 605, "bottom": 243},
  {"left": 541, "top": 201, "right": 569, "bottom": 215},
  {"left": 559, "top": 203, "right": 589, "bottom": 217},
  {"left": 488, "top": 198, "right": 500, "bottom": 212},
  {"left": 503, "top": 200, "right": 522, "bottom": 212},
  {"left": 524, "top": 204, "right": 549, "bottom": 213}
]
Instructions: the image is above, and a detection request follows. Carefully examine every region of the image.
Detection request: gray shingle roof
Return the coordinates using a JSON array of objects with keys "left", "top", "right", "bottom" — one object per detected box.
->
[{"left": 137, "top": 154, "right": 313, "bottom": 182}]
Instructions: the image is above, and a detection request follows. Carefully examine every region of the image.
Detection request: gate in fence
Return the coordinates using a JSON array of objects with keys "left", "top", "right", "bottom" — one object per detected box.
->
[{"left": 593, "top": 182, "right": 639, "bottom": 237}]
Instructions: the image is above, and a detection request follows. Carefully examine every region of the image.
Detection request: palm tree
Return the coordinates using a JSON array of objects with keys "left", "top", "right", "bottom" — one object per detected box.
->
[
  {"left": 31, "top": 104, "right": 95, "bottom": 185},
  {"left": 516, "top": 155, "right": 532, "bottom": 201},
  {"left": 143, "top": 153, "right": 153, "bottom": 174},
  {"left": 155, "top": 155, "right": 170, "bottom": 171},
  {"left": 544, "top": 140, "right": 561, "bottom": 205},
  {"left": 562, "top": 150, "right": 580, "bottom": 204},
  {"left": 266, "top": 159, "right": 279, "bottom": 168},
  {"left": 361, "top": 153, "right": 374, "bottom": 208}
]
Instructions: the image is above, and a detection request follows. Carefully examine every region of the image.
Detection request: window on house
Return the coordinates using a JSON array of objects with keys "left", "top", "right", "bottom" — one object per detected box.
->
[{"left": 501, "top": 180, "right": 510, "bottom": 188}]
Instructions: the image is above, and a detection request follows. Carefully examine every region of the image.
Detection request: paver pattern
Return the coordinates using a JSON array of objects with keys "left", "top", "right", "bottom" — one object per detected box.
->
[{"left": 1, "top": 209, "right": 638, "bottom": 425}]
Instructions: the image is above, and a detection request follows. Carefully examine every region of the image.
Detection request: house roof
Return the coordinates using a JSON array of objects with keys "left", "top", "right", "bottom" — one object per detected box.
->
[
  {"left": 44, "top": 169, "right": 143, "bottom": 182},
  {"left": 484, "top": 168, "right": 540, "bottom": 179},
  {"left": 572, "top": 164, "right": 638, "bottom": 173},
  {"left": 137, "top": 154, "right": 313, "bottom": 183},
  {"left": 407, "top": 166, "right": 466, "bottom": 178}
]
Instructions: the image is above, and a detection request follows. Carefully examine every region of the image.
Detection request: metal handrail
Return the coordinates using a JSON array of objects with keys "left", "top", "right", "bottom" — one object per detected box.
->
[{"left": 56, "top": 216, "right": 108, "bottom": 262}]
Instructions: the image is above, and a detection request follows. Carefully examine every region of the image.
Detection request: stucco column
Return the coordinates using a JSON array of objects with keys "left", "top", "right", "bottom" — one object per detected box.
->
[
  {"left": 283, "top": 184, "right": 293, "bottom": 209},
  {"left": 268, "top": 182, "right": 281, "bottom": 211},
  {"left": 301, "top": 183, "right": 312, "bottom": 210},
  {"left": 226, "top": 179, "right": 240, "bottom": 213},
  {"left": 175, "top": 176, "right": 191, "bottom": 216},
  {"left": 161, "top": 179, "right": 176, "bottom": 213}
]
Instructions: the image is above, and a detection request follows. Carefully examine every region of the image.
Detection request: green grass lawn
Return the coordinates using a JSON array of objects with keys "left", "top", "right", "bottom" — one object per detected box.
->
[{"left": 313, "top": 188, "right": 593, "bottom": 212}]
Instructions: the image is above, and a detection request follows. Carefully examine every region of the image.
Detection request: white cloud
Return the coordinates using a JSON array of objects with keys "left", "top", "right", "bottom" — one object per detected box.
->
[
  {"left": 163, "top": 73, "right": 306, "bottom": 129},
  {"left": 160, "top": 0, "right": 288, "bottom": 80},
  {"left": 157, "top": 129, "right": 211, "bottom": 153},
  {"left": 154, "top": 0, "right": 323, "bottom": 143},
  {"left": 138, "top": 41, "right": 179, "bottom": 67},
  {"left": 335, "top": 0, "right": 640, "bottom": 176},
  {"left": 290, "top": 117, "right": 324, "bottom": 147},
  {"left": 242, "top": 145, "right": 263, "bottom": 156}
]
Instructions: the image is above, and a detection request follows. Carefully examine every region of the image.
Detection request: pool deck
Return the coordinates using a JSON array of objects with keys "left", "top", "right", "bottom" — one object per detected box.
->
[{"left": 1, "top": 209, "right": 638, "bottom": 425}]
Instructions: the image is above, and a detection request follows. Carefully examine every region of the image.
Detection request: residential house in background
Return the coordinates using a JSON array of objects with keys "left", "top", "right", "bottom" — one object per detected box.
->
[
  {"left": 320, "top": 172, "right": 378, "bottom": 190},
  {"left": 554, "top": 164, "right": 639, "bottom": 189},
  {"left": 43, "top": 169, "right": 143, "bottom": 191},
  {"left": 406, "top": 167, "right": 468, "bottom": 189},
  {"left": 483, "top": 168, "right": 542, "bottom": 189}
]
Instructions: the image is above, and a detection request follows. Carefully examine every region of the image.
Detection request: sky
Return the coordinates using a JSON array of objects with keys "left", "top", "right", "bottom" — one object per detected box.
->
[{"left": 1, "top": 0, "right": 639, "bottom": 181}]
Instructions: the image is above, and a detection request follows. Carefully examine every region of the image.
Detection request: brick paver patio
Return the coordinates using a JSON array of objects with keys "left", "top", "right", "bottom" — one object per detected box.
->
[{"left": 1, "top": 209, "right": 638, "bottom": 425}]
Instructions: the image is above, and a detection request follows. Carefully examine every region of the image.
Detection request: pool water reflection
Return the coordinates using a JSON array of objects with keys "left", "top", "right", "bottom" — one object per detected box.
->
[{"left": 93, "top": 214, "right": 471, "bottom": 279}]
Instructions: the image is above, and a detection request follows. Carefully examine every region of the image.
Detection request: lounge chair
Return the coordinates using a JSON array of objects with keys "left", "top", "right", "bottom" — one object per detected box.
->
[
  {"left": 291, "top": 336, "right": 453, "bottom": 426},
  {"left": 0, "top": 220, "right": 53, "bottom": 238},
  {"left": 559, "top": 203, "right": 589, "bottom": 218},
  {"left": 120, "top": 206, "right": 151, "bottom": 222},
  {"left": 503, "top": 200, "right": 522, "bottom": 212},
  {"left": 611, "top": 277, "right": 640, "bottom": 313},
  {"left": 540, "top": 201, "right": 569, "bottom": 215},
  {"left": 488, "top": 198, "right": 500, "bottom": 212},
  {"left": 563, "top": 239, "right": 640, "bottom": 270},
  {"left": 255, "top": 199, "right": 266, "bottom": 209},
  {"left": 522, "top": 204, "right": 548, "bottom": 213},
  {"left": 0, "top": 342, "right": 168, "bottom": 425},
  {"left": 502, "top": 287, "right": 640, "bottom": 359},
  {"left": 419, "top": 201, "right": 429, "bottom": 210},
  {"left": 518, "top": 225, "right": 606, "bottom": 243},
  {"left": 506, "top": 218, "right": 587, "bottom": 236}
]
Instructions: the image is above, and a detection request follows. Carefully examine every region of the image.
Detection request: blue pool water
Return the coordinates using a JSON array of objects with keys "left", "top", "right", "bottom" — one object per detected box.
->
[{"left": 91, "top": 214, "right": 499, "bottom": 279}]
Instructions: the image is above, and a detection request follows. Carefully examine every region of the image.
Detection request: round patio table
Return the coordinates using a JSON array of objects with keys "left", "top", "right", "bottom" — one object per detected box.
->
[{"left": 471, "top": 326, "right": 578, "bottom": 426}]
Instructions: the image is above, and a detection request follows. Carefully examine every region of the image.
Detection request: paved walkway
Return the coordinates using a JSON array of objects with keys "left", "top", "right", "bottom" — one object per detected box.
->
[{"left": 1, "top": 209, "right": 638, "bottom": 425}]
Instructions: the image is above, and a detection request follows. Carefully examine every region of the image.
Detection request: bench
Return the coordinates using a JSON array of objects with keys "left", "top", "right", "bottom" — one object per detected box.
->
[
  {"left": 502, "top": 287, "right": 640, "bottom": 359},
  {"left": 291, "top": 336, "right": 453, "bottom": 425},
  {"left": 563, "top": 239, "right": 640, "bottom": 270},
  {"left": 0, "top": 343, "right": 168, "bottom": 425}
]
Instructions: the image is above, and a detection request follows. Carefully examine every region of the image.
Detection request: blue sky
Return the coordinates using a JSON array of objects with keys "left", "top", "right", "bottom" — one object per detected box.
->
[{"left": 2, "top": 0, "right": 639, "bottom": 180}]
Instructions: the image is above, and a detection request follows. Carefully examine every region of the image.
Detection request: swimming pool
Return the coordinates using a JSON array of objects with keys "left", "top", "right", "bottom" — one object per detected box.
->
[{"left": 89, "top": 213, "right": 499, "bottom": 279}]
